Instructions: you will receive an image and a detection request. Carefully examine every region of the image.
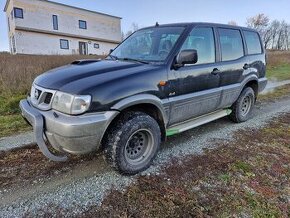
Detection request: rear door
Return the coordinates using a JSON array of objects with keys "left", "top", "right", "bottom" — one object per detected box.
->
[
  {"left": 168, "top": 26, "right": 222, "bottom": 125},
  {"left": 215, "top": 27, "right": 248, "bottom": 109}
]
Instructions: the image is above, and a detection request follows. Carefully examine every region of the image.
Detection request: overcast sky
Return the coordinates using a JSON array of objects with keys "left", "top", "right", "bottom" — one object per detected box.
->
[{"left": 1, "top": 0, "right": 290, "bottom": 51}]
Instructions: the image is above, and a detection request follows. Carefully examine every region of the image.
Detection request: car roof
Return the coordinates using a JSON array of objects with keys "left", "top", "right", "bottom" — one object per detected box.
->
[{"left": 140, "top": 22, "right": 257, "bottom": 32}]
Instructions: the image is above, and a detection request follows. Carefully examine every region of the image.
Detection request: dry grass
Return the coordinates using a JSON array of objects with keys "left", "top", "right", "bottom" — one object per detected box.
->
[
  {"left": 0, "top": 53, "right": 104, "bottom": 137},
  {"left": 267, "top": 50, "right": 290, "bottom": 67},
  {"left": 0, "top": 53, "right": 104, "bottom": 97}
]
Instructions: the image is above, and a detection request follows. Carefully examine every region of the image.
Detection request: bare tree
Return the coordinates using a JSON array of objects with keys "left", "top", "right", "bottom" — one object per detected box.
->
[
  {"left": 246, "top": 13, "right": 269, "bottom": 30},
  {"left": 269, "top": 20, "right": 280, "bottom": 49},
  {"left": 246, "top": 14, "right": 271, "bottom": 48},
  {"left": 276, "top": 21, "right": 288, "bottom": 50}
]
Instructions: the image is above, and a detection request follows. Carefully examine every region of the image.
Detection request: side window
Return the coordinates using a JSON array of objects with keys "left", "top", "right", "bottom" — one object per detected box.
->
[
  {"left": 181, "top": 27, "right": 215, "bottom": 64},
  {"left": 243, "top": 31, "right": 262, "bottom": 55},
  {"left": 218, "top": 28, "right": 244, "bottom": 61}
]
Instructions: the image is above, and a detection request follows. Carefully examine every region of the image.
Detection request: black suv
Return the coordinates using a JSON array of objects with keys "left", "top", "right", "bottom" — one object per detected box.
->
[{"left": 20, "top": 22, "right": 267, "bottom": 174}]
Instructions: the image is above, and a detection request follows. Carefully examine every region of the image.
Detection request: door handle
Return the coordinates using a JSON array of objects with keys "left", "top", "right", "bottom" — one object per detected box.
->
[
  {"left": 243, "top": 63, "right": 250, "bottom": 70},
  {"left": 211, "top": 68, "right": 221, "bottom": 75}
]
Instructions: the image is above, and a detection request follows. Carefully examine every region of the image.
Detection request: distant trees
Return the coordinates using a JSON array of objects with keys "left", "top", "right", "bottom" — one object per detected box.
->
[{"left": 246, "top": 14, "right": 290, "bottom": 50}]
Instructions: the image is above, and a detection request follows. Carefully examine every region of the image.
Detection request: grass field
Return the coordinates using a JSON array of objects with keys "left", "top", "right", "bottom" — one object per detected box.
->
[
  {"left": 0, "top": 51, "right": 289, "bottom": 137},
  {"left": 267, "top": 51, "right": 290, "bottom": 81}
]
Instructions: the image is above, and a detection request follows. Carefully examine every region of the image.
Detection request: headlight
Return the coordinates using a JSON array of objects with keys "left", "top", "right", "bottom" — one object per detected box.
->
[{"left": 52, "top": 91, "right": 91, "bottom": 115}]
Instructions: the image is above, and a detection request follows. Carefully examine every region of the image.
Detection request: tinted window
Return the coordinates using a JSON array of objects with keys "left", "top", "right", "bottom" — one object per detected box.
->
[
  {"left": 218, "top": 28, "right": 244, "bottom": 61},
  {"left": 14, "top": 8, "right": 23, "bottom": 19},
  {"left": 60, "top": 39, "right": 69, "bottom": 49},
  {"left": 79, "top": 20, "right": 87, "bottom": 29},
  {"left": 53, "top": 15, "right": 58, "bottom": 30},
  {"left": 181, "top": 27, "right": 215, "bottom": 64},
  {"left": 243, "top": 31, "right": 262, "bottom": 55}
]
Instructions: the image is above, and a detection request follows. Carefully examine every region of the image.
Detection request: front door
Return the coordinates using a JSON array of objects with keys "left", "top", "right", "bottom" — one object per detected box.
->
[
  {"left": 168, "top": 27, "right": 221, "bottom": 125},
  {"left": 79, "top": 41, "right": 88, "bottom": 55}
]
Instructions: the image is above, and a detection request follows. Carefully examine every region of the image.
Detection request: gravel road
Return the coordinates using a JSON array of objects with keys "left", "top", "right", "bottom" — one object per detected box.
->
[{"left": 1, "top": 96, "right": 290, "bottom": 217}]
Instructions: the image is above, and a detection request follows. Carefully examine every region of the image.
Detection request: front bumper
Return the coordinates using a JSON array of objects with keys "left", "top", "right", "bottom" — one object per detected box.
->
[{"left": 19, "top": 99, "right": 119, "bottom": 161}]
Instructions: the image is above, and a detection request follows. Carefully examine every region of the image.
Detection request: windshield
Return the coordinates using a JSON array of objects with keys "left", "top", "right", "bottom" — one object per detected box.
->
[{"left": 110, "top": 27, "right": 185, "bottom": 63}]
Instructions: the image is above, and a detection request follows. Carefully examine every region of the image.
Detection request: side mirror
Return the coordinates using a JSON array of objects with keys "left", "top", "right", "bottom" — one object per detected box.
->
[
  {"left": 109, "top": 49, "right": 114, "bottom": 54},
  {"left": 175, "top": 49, "right": 198, "bottom": 68}
]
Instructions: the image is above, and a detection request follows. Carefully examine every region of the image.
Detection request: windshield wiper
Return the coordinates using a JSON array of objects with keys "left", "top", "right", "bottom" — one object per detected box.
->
[
  {"left": 108, "top": 54, "right": 118, "bottom": 61},
  {"left": 121, "top": 58, "right": 149, "bottom": 64}
]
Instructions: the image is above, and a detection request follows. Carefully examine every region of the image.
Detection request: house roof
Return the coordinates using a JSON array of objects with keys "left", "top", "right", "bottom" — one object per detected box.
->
[{"left": 4, "top": 0, "right": 122, "bottom": 19}]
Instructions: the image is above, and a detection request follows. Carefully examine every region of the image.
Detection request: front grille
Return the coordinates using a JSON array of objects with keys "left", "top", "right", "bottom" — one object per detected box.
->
[
  {"left": 35, "top": 89, "right": 42, "bottom": 100},
  {"left": 30, "top": 84, "right": 57, "bottom": 111},
  {"left": 44, "top": 93, "right": 53, "bottom": 104}
]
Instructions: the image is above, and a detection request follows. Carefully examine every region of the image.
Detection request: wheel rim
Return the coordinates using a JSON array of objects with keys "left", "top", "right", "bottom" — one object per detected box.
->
[
  {"left": 124, "top": 129, "right": 154, "bottom": 165},
  {"left": 240, "top": 95, "right": 252, "bottom": 116}
]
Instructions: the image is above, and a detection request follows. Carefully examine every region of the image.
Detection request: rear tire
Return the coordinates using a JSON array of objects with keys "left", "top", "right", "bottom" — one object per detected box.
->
[
  {"left": 229, "top": 87, "right": 255, "bottom": 123},
  {"left": 104, "top": 111, "right": 161, "bottom": 175}
]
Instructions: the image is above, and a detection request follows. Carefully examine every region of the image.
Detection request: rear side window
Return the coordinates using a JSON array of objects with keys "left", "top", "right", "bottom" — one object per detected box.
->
[
  {"left": 181, "top": 27, "right": 215, "bottom": 64},
  {"left": 218, "top": 28, "right": 244, "bottom": 61},
  {"left": 243, "top": 31, "right": 262, "bottom": 55}
]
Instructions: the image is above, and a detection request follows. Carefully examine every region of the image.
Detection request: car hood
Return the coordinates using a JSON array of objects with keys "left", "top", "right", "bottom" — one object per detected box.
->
[{"left": 34, "top": 60, "right": 160, "bottom": 94}]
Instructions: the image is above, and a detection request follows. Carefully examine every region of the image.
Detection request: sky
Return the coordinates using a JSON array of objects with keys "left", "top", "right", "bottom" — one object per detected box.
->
[{"left": 1, "top": 0, "right": 290, "bottom": 51}]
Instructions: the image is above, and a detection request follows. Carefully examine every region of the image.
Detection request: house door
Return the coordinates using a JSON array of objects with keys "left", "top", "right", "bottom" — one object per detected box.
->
[{"left": 79, "top": 42, "right": 88, "bottom": 55}]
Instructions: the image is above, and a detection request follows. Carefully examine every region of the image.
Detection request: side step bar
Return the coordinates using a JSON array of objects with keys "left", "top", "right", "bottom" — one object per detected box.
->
[{"left": 166, "top": 109, "right": 232, "bottom": 136}]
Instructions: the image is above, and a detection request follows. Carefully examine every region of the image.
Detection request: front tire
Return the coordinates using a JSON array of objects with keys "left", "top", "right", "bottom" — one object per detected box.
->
[
  {"left": 229, "top": 87, "right": 255, "bottom": 123},
  {"left": 104, "top": 112, "right": 161, "bottom": 175}
]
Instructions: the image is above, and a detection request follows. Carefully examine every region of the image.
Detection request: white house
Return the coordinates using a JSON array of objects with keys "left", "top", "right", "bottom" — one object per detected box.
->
[{"left": 4, "top": 0, "right": 122, "bottom": 55}]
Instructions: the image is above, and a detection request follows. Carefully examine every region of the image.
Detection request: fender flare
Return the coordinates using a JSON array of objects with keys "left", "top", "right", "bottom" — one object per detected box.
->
[
  {"left": 111, "top": 94, "right": 169, "bottom": 126},
  {"left": 239, "top": 74, "right": 258, "bottom": 93}
]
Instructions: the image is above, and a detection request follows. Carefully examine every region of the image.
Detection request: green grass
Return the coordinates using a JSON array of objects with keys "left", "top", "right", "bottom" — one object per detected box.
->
[
  {"left": 0, "top": 94, "right": 32, "bottom": 137},
  {"left": 267, "top": 64, "right": 290, "bottom": 81},
  {"left": 0, "top": 114, "right": 31, "bottom": 138}
]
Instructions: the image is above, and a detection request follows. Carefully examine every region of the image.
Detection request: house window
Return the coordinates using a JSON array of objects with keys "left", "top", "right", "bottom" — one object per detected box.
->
[
  {"left": 79, "top": 20, "right": 87, "bottom": 29},
  {"left": 8, "top": 17, "right": 10, "bottom": 32},
  {"left": 14, "top": 8, "right": 23, "bottom": 19},
  {"left": 60, "top": 39, "right": 69, "bottom": 49},
  {"left": 94, "top": 43, "right": 99, "bottom": 49},
  {"left": 52, "top": 15, "right": 58, "bottom": 30}
]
